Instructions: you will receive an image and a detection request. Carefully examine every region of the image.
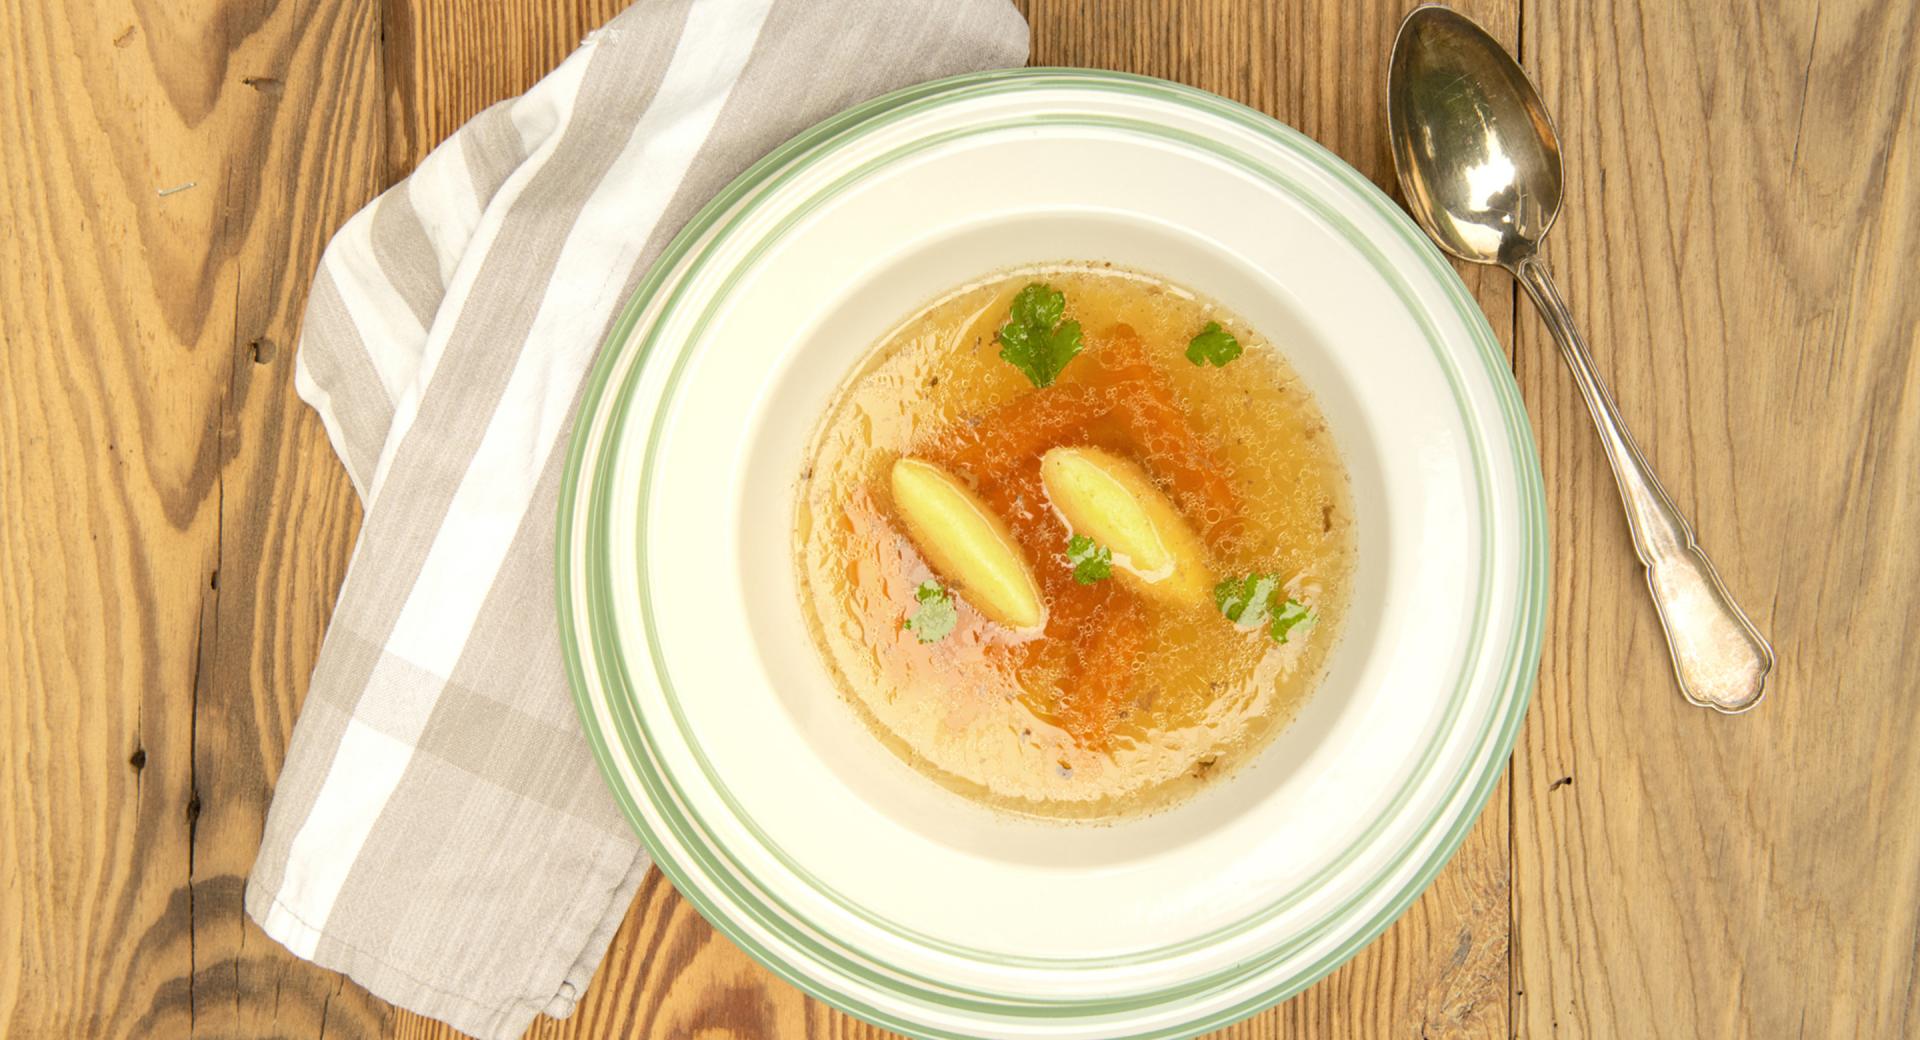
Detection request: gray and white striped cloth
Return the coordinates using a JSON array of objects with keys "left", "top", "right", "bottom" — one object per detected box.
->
[{"left": 245, "top": 3, "right": 1028, "bottom": 1037}]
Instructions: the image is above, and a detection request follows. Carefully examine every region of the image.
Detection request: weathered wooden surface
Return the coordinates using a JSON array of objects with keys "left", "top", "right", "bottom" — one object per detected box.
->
[{"left": 3, "top": 0, "right": 1911, "bottom": 1037}]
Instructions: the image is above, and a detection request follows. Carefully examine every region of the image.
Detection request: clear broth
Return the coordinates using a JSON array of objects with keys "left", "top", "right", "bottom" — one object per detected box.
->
[{"left": 794, "top": 263, "right": 1355, "bottom": 819}]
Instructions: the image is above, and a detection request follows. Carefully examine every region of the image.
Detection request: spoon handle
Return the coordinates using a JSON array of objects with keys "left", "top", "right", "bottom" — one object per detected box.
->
[{"left": 1512, "top": 255, "right": 1775, "bottom": 713}]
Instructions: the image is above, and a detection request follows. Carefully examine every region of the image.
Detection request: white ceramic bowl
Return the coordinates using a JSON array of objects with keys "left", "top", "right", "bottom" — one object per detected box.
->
[{"left": 559, "top": 69, "right": 1546, "bottom": 1040}]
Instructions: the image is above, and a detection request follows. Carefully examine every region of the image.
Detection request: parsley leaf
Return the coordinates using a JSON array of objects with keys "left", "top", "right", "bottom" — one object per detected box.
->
[
  {"left": 1267, "top": 597, "right": 1314, "bottom": 643},
  {"left": 1213, "top": 573, "right": 1279, "bottom": 625},
  {"left": 996, "top": 283, "right": 1084, "bottom": 387},
  {"left": 1065, "top": 534, "right": 1113, "bottom": 585},
  {"left": 903, "top": 581, "right": 958, "bottom": 643},
  {"left": 1185, "top": 320, "right": 1243, "bottom": 367},
  {"left": 1213, "top": 573, "right": 1314, "bottom": 643}
]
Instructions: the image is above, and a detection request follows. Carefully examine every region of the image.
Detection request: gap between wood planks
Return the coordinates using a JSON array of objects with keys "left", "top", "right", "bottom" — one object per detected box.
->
[{"left": 1509, "top": 0, "right": 1527, "bottom": 1028}]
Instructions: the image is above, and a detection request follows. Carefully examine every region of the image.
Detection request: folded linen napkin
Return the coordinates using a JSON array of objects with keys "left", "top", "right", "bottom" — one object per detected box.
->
[{"left": 246, "top": 3, "right": 1028, "bottom": 1037}]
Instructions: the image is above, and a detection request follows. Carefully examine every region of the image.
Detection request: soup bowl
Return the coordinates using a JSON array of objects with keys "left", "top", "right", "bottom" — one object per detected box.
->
[{"left": 558, "top": 69, "right": 1546, "bottom": 1040}]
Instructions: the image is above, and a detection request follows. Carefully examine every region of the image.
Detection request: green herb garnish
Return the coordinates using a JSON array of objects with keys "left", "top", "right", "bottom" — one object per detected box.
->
[
  {"left": 1065, "top": 534, "right": 1113, "bottom": 585},
  {"left": 903, "top": 581, "right": 958, "bottom": 644},
  {"left": 1185, "top": 320, "right": 1243, "bottom": 367},
  {"left": 1267, "top": 596, "right": 1314, "bottom": 643},
  {"left": 1213, "top": 573, "right": 1279, "bottom": 625},
  {"left": 996, "top": 283, "right": 1084, "bottom": 387},
  {"left": 1213, "top": 573, "right": 1314, "bottom": 643}
]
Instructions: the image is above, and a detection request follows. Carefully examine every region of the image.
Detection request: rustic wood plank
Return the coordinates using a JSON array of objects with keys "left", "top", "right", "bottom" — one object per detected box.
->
[
  {"left": 189, "top": 1, "right": 393, "bottom": 1038},
  {"left": 0, "top": 0, "right": 386, "bottom": 1037},
  {"left": 381, "top": 0, "right": 630, "bottom": 181},
  {"left": 1511, "top": 0, "right": 1920, "bottom": 1035}
]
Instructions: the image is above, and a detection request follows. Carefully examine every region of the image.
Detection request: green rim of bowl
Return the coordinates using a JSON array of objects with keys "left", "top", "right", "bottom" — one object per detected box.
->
[
  {"left": 558, "top": 68, "right": 1547, "bottom": 1038},
  {"left": 624, "top": 110, "right": 1494, "bottom": 979}
]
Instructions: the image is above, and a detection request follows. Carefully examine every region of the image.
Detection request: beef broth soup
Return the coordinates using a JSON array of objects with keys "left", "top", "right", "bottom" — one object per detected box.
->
[{"left": 794, "top": 264, "right": 1356, "bottom": 820}]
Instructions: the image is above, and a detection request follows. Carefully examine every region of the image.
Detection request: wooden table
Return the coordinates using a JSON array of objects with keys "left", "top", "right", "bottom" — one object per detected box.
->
[{"left": 5, "top": 0, "right": 1915, "bottom": 1036}]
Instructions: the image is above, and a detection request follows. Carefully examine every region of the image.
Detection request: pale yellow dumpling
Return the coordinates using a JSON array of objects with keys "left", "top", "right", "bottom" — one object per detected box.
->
[
  {"left": 890, "top": 458, "right": 1046, "bottom": 630},
  {"left": 1041, "top": 446, "right": 1214, "bottom": 607}
]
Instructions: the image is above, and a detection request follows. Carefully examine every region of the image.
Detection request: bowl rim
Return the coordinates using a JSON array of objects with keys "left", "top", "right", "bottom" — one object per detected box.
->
[{"left": 558, "top": 67, "right": 1547, "bottom": 1038}]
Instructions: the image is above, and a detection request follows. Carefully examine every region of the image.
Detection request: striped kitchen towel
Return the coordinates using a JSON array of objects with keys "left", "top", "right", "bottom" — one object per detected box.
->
[{"left": 245, "top": 2, "right": 1029, "bottom": 1037}]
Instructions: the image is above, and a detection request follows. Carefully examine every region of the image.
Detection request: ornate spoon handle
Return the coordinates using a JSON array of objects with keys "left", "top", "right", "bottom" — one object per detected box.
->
[{"left": 1513, "top": 255, "right": 1775, "bottom": 713}]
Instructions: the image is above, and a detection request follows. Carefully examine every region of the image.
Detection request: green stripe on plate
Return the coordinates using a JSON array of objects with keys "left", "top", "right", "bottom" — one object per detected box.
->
[{"left": 558, "top": 67, "right": 1547, "bottom": 1037}]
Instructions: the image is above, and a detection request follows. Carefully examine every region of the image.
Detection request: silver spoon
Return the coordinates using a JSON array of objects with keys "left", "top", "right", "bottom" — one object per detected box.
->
[{"left": 1386, "top": 4, "right": 1774, "bottom": 713}]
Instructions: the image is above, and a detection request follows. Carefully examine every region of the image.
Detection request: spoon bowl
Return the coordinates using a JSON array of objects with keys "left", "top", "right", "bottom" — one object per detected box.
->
[{"left": 1387, "top": 5, "right": 1563, "bottom": 269}]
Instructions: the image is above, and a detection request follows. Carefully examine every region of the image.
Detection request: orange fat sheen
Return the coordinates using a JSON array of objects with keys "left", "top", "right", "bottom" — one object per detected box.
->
[{"left": 793, "top": 263, "right": 1356, "bottom": 820}]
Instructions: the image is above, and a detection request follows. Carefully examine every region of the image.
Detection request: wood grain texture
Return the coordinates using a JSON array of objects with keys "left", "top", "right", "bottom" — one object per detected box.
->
[
  {"left": 1511, "top": 0, "right": 1920, "bottom": 1036},
  {"left": 380, "top": 0, "right": 629, "bottom": 180},
  {"left": 4, "top": 0, "right": 1913, "bottom": 1038},
  {"left": 0, "top": 0, "right": 383, "bottom": 1037}
]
